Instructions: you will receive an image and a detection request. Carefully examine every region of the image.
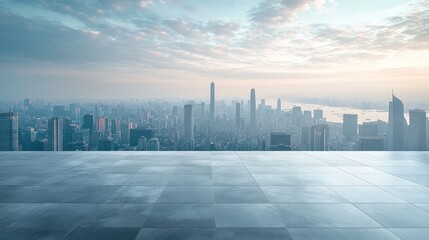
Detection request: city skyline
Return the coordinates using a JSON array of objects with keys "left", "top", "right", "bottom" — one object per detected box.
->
[
  {"left": 0, "top": 83, "right": 427, "bottom": 151},
  {"left": 1, "top": 0, "right": 429, "bottom": 102}
]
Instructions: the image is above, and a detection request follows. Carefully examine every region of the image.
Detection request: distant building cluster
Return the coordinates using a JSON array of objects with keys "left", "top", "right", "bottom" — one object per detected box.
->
[{"left": 0, "top": 84, "right": 428, "bottom": 151}]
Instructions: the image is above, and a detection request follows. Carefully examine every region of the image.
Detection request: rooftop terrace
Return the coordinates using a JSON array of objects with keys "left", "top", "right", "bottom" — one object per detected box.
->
[{"left": 1, "top": 151, "right": 429, "bottom": 240}]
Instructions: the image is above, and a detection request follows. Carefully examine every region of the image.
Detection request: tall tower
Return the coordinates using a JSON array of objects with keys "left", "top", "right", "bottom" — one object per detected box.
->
[
  {"left": 210, "top": 82, "right": 215, "bottom": 123},
  {"left": 409, "top": 109, "right": 427, "bottom": 151},
  {"left": 276, "top": 98, "right": 281, "bottom": 117},
  {"left": 48, "top": 117, "right": 63, "bottom": 151},
  {"left": 250, "top": 88, "right": 256, "bottom": 127},
  {"left": 235, "top": 102, "right": 241, "bottom": 129},
  {"left": 311, "top": 124, "right": 329, "bottom": 151},
  {"left": 388, "top": 94, "right": 407, "bottom": 151},
  {"left": 184, "top": 104, "right": 194, "bottom": 149},
  {"left": 0, "top": 112, "right": 18, "bottom": 151},
  {"left": 343, "top": 114, "right": 358, "bottom": 141},
  {"left": 82, "top": 114, "right": 94, "bottom": 132}
]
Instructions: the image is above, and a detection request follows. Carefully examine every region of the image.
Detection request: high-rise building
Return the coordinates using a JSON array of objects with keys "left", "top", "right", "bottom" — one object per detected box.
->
[
  {"left": 48, "top": 117, "right": 63, "bottom": 151},
  {"left": 358, "top": 137, "right": 385, "bottom": 151},
  {"left": 270, "top": 132, "right": 291, "bottom": 151},
  {"left": 235, "top": 102, "right": 241, "bottom": 129},
  {"left": 22, "top": 127, "right": 35, "bottom": 151},
  {"left": 409, "top": 109, "right": 427, "bottom": 151},
  {"left": 184, "top": 104, "right": 194, "bottom": 149},
  {"left": 200, "top": 102, "right": 205, "bottom": 119},
  {"left": 311, "top": 124, "right": 329, "bottom": 151},
  {"left": 343, "top": 114, "right": 358, "bottom": 141},
  {"left": 69, "top": 103, "right": 80, "bottom": 121},
  {"left": 360, "top": 122, "right": 379, "bottom": 137},
  {"left": 292, "top": 106, "right": 302, "bottom": 127},
  {"left": 82, "top": 114, "right": 94, "bottom": 132},
  {"left": 121, "top": 121, "right": 131, "bottom": 144},
  {"left": 303, "top": 111, "right": 312, "bottom": 127},
  {"left": 210, "top": 82, "right": 215, "bottom": 123},
  {"left": 388, "top": 94, "right": 407, "bottom": 151},
  {"left": 250, "top": 88, "right": 256, "bottom": 126},
  {"left": 147, "top": 138, "right": 160, "bottom": 151},
  {"left": 427, "top": 118, "right": 429, "bottom": 150},
  {"left": 0, "top": 112, "right": 18, "bottom": 151},
  {"left": 314, "top": 109, "right": 323, "bottom": 122},
  {"left": 130, "top": 128, "right": 154, "bottom": 147},
  {"left": 96, "top": 117, "right": 106, "bottom": 132},
  {"left": 276, "top": 98, "right": 281, "bottom": 117},
  {"left": 111, "top": 119, "right": 120, "bottom": 135}
]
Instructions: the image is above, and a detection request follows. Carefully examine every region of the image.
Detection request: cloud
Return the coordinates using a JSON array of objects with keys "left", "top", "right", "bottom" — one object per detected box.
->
[
  {"left": 0, "top": 0, "right": 429, "bottom": 102},
  {"left": 249, "top": 0, "right": 335, "bottom": 25}
]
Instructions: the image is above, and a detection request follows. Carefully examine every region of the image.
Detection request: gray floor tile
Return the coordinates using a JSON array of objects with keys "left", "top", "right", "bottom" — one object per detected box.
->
[
  {"left": 380, "top": 186, "right": 429, "bottom": 203},
  {"left": 168, "top": 174, "right": 213, "bottom": 186},
  {"left": 158, "top": 186, "right": 214, "bottom": 203},
  {"left": 357, "top": 204, "right": 429, "bottom": 227},
  {"left": 214, "top": 186, "right": 268, "bottom": 203},
  {"left": 389, "top": 228, "right": 429, "bottom": 240},
  {"left": 144, "top": 204, "right": 215, "bottom": 227},
  {"left": 329, "top": 186, "right": 406, "bottom": 203},
  {"left": 355, "top": 174, "right": 418, "bottom": 186},
  {"left": 213, "top": 174, "right": 257, "bottom": 186},
  {"left": 125, "top": 174, "right": 171, "bottom": 186},
  {"left": 89, "top": 203, "right": 154, "bottom": 227},
  {"left": 288, "top": 228, "right": 401, "bottom": 240},
  {"left": 0, "top": 227, "right": 73, "bottom": 240},
  {"left": 135, "top": 228, "right": 216, "bottom": 240},
  {"left": 9, "top": 203, "right": 97, "bottom": 227},
  {"left": 64, "top": 227, "right": 140, "bottom": 240},
  {"left": 0, "top": 203, "right": 43, "bottom": 227},
  {"left": 261, "top": 186, "right": 346, "bottom": 203},
  {"left": 215, "top": 204, "right": 285, "bottom": 227},
  {"left": 276, "top": 204, "right": 381, "bottom": 227},
  {"left": 106, "top": 186, "right": 165, "bottom": 203},
  {"left": 216, "top": 228, "right": 292, "bottom": 240}
]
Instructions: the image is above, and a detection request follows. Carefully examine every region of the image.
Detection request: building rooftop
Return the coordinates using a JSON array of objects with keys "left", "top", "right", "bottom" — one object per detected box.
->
[{"left": 1, "top": 151, "right": 429, "bottom": 240}]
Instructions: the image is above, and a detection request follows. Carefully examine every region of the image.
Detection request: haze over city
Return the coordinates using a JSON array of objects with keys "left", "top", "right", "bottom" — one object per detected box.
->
[{"left": 1, "top": 0, "right": 429, "bottom": 103}]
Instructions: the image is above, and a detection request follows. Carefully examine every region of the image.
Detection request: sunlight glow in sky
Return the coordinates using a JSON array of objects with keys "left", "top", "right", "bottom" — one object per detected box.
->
[{"left": 0, "top": 0, "right": 428, "bottom": 103}]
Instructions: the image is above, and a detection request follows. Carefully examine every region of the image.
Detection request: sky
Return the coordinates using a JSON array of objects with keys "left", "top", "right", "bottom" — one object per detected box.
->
[{"left": 0, "top": 0, "right": 428, "bottom": 104}]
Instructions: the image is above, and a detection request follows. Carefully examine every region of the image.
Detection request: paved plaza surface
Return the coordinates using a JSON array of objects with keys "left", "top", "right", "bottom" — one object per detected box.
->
[{"left": 1, "top": 151, "right": 429, "bottom": 239}]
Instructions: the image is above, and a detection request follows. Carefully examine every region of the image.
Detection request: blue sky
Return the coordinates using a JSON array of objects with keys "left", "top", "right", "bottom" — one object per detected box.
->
[{"left": 0, "top": 0, "right": 428, "bottom": 103}]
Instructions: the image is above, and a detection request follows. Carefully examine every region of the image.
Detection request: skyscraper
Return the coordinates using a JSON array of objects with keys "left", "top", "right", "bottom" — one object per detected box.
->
[
  {"left": 343, "top": 114, "right": 358, "bottom": 141},
  {"left": 48, "top": 117, "right": 63, "bottom": 151},
  {"left": 276, "top": 98, "right": 281, "bottom": 117},
  {"left": 184, "top": 104, "right": 194, "bottom": 149},
  {"left": 22, "top": 127, "right": 35, "bottom": 151},
  {"left": 388, "top": 94, "right": 407, "bottom": 151},
  {"left": 311, "top": 124, "right": 329, "bottom": 151},
  {"left": 0, "top": 112, "right": 18, "bottom": 151},
  {"left": 292, "top": 106, "right": 302, "bottom": 127},
  {"left": 250, "top": 88, "right": 256, "bottom": 126},
  {"left": 235, "top": 102, "right": 241, "bottom": 129},
  {"left": 409, "top": 109, "right": 427, "bottom": 151},
  {"left": 314, "top": 109, "right": 323, "bottom": 122},
  {"left": 82, "top": 114, "right": 94, "bottom": 132},
  {"left": 121, "top": 121, "right": 131, "bottom": 144},
  {"left": 210, "top": 82, "right": 215, "bottom": 123}
]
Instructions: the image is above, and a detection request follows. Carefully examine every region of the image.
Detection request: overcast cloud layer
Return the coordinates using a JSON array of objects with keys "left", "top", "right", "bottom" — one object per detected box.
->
[{"left": 0, "top": 0, "right": 428, "bottom": 103}]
